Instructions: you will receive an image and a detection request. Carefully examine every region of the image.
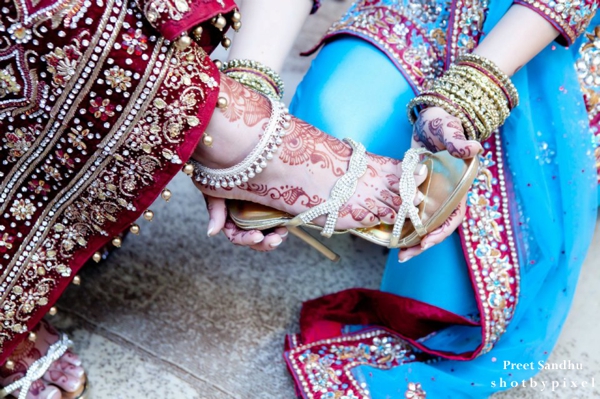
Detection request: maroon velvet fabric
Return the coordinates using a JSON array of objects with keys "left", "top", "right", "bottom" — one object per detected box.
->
[
  {"left": 0, "top": 0, "right": 228, "bottom": 361},
  {"left": 300, "top": 288, "right": 479, "bottom": 358}
]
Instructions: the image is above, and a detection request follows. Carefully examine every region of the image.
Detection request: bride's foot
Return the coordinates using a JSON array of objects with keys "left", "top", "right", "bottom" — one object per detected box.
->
[
  {"left": 0, "top": 320, "right": 86, "bottom": 399},
  {"left": 192, "top": 75, "right": 426, "bottom": 231}
]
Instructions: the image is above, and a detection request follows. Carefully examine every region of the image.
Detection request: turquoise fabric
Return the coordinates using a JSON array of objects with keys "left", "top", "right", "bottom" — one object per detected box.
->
[{"left": 290, "top": 7, "right": 599, "bottom": 396}]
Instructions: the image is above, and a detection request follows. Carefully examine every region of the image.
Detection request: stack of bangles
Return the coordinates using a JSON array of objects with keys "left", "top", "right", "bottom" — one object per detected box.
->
[
  {"left": 407, "top": 53, "right": 519, "bottom": 141},
  {"left": 220, "top": 59, "right": 285, "bottom": 100}
]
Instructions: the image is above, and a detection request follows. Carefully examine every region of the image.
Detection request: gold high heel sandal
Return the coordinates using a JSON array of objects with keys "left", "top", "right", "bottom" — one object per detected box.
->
[
  {"left": 228, "top": 148, "right": 479, "bottom": 260},
  {"left": 0, "top": 333, "right": 89, "bottom": 399}
]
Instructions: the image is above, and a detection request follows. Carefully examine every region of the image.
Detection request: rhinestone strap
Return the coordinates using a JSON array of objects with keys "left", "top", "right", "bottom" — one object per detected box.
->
[
  {"left": 289, "top": 138, "right": 368, "bottom": 238},
  {"left": 190, "top": 96, "right": 290, "bottom": 188},
  {"left": 1, "top": 334, "right": 72, "bottom": 399},
  {"left": 390, "top": 148, "right": 428, "bottom": 248}
]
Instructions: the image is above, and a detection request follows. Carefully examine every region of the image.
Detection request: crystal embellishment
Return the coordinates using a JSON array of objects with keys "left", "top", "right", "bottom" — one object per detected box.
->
[
  {"left": 290, "top": 138, "right": 368, "bottom": 237},
  {"left": 390, "top": 148, "right": 428, "bottom": 247}
]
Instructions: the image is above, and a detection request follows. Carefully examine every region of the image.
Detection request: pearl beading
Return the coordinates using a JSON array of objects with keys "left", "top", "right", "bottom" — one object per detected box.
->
[
  {"left": 290, "top": 138, "right": 368, "bottom": 238},
  {"left": 390, "top": 148, "right": 427, "bottom": 247},
  {"left": 190, "top": 96, "right": 290, "bottom": 188}
]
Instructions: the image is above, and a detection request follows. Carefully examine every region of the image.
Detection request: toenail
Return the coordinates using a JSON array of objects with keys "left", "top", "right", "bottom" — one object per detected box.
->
[
  {"left": 269, "top": 240, "right": 282, "bottom": 248},
  {"left": 399, "top": 255, "right": 412, "bottom": 263},
  {"left": 414, "top": 192, "right": 425, "bottom": 205}
]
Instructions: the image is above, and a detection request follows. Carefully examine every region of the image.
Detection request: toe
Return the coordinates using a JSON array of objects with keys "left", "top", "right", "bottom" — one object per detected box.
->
[
  {"left": 413, "top": 164, "right": 428, "bottom": 187},
  {"left": 51, "top": 359, "right": 85, "bottom": 378},
  {"left": 337, "top": 204, "right": 379, "bottom": 229},
  {"left": 43, "top": 369, "right": 83, "bottom": 393},
  {"left": 60, "top": 352, "right": 81, "bottom": 367},
  {"left": 413, "top": 191, "right": 425, "bottom": 206},
  {"left": 19, "top": 379, "right": 61, "bottom": 399}
]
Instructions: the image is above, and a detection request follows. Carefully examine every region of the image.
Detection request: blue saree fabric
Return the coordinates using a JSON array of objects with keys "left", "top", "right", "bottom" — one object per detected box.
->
[{"left": 290, "top": 2, "right": 599, "bottom": 395}]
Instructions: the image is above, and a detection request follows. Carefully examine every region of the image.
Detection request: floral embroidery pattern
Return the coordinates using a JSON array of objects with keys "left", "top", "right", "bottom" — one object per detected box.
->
[
  {"left": 143, "top": 0, "right": 192, "bottom": 24},
  {"left": 285, "top": 329, "right": 425, "bottom": 399},
  {"left": 121, "top": 28, "right": 149, "bottom": 56},
  {"left": 54, "top": 150, "right": 75, "bottom": 168},
  {"left": 287, "top": 330, "right": 423, "bottom": 399},
  {"left": 0, "top": 66, "right": 21, "bottom": 98},
  {"left": 7, "top": 23, "right": 32, "bottom": 44},
  {"left": 104, "top": 66, "right": 132, "bottom": 92},
  {"left": 45, "top": 39, "right": 84, "bottom": 87},
  {"left": 28, "top": 180, "right": 51, "bottom": 195},
  {"left": 9, "top": 199, "right": 37, "bottom": 221},
  {"left": 0, "top": 0, "right": 221, "bottom": 352},
  {"left": 319, "top": 0, "right": 456, "bottom": 89},
  {"left": 4, "top": 127, "right": 36, "bottom": 162},
  {"left": 89, "top": 97, "right": 116, "bottom": 121},
  {"left": 0, "top": 232, "right": 15, "bottom": 253},
  {"left": 67, "top": 128, "right": 88, "bottom": 151}
]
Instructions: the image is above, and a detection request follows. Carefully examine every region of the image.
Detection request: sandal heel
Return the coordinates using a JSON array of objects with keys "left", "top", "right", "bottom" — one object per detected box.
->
[{"left": 288, "top": 226, "right": 340, "bottom": 262}]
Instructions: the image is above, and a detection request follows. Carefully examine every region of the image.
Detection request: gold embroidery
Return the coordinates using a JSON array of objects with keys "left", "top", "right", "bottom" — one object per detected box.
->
[
  {"left": 143, "top": 0, "right": 192, "bottom": 24},
  {"left": 0, "top": 66, "right": 21, "bottom": 98},
  {"left": 45, "top": 35, "right": 86, "bottom": 88}
]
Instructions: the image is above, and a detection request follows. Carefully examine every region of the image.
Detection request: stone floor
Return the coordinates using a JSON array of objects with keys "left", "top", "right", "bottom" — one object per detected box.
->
[{"left": 51, "top": 1, "right": 600, "bottom": 398}]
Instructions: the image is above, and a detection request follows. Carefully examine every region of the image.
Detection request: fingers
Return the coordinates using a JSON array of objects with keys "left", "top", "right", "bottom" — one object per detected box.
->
[
  {"left": 248, "top": 229, "right": 289, "bottom": 252},
  {"left": 221, "top": 220, "right": 289, "bottom": 251},
  {"left": 420, "top": 196, "right": 466, "bottom": 248},
  {"left": 398, "top": 196, "right": 466, "bottom": 262},
  {"left": 223, "top": 219, "right": 265, "bottom": 246},
  {"left": 206, "top": 200, "right": 289, "bottom": 252},
  {"left": 412, "top": 107, "right": 482, "bottom": 159},
  {"left": 411, "top": 128, "right": 428, "bottom": 150},
  {"left": 204, "top": 195, "right": 228, "bottom": 237},
  {"left": 440, "top": 117, "right": 483, "bottom": 159}
]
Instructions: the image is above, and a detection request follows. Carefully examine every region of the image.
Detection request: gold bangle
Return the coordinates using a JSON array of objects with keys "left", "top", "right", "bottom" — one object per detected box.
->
[
  {"left": 456, "top": 53, "right": 519, "bottom": 108},
  {"left": 221, "top": 59, "right": 284, "bottom": 99},
  {"left": 452, "top": 65, "right": 510, "bottom": 121},
  {"left": 407, "top": 54, "right": 519, "bottom": 142}
]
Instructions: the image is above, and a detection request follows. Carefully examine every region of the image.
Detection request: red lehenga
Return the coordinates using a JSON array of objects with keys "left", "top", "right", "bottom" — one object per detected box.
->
[{"left": 0, "top": 0, "right": 238, "bottom": 362}]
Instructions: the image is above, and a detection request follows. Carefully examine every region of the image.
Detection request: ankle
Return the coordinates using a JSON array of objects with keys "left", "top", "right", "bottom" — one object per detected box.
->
[
  {"left": 192, "top": 124, "right": 260, "bottom": 169},
  {"left": 191, "top": 75, "right": 272, "bottom": 169}
]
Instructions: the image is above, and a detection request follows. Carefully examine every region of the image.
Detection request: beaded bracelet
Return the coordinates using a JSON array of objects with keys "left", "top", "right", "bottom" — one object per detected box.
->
[{"left": 221, "top": 59, "right": 285, "bottom": 100}]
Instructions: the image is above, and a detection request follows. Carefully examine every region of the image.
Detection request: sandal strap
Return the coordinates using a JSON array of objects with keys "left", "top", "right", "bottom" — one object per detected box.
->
[
  {"left": 390, "top": 148, "right": 429, "bottom": 248},
  {"left": 1, "top": 334, "right": 72, "bottom": 399},
  {"left": 289, "top": 138, "right": 368, "bottom": 238}
]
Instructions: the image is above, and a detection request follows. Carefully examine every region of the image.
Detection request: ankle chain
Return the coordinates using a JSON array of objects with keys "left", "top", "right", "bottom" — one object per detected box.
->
[{"left": 189, "top": 97, "right": 290, "bottom": 188}]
